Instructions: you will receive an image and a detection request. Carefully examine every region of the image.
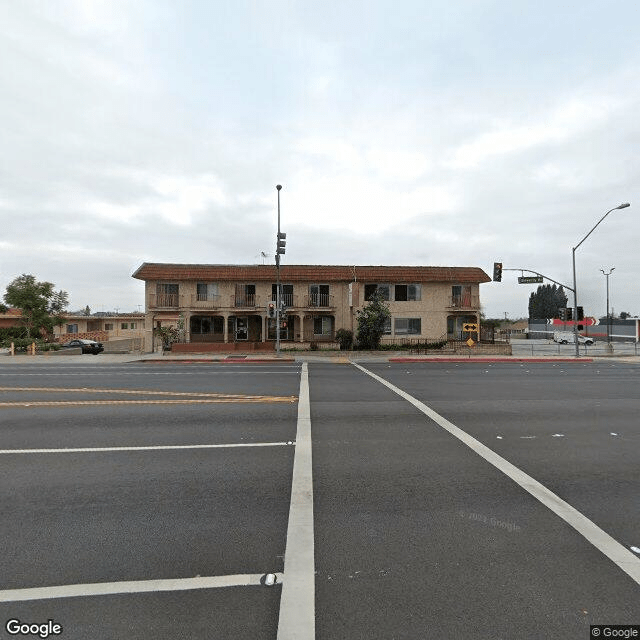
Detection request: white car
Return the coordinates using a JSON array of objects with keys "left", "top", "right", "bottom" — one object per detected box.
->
[{"left": 553, "top": 331, "right": 594, "bottom": 345}]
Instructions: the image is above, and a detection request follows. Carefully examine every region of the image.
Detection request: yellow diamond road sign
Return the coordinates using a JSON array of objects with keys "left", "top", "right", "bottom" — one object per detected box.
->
[
  {"left": 463, "top": 323, "right": 478, "bottom": 332},
  {"left": 466, "top": 338, "right": 475, "bottom": 347}
]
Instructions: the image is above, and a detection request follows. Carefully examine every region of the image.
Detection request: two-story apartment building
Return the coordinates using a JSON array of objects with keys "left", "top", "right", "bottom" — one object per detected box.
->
[{"left": 133, "top": 263, "right": 491, "bottom": 352}]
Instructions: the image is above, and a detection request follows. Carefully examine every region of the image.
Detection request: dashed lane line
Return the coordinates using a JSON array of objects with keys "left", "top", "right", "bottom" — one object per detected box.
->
[
  {"left": 352, "top": 362, "right": 640, "bottom": 586},
  {"left": 0, "top": 573, "right": 284, "bottom": 602},
  {"left": 0, "top": 442, "right": 295, "bottom": 455}
]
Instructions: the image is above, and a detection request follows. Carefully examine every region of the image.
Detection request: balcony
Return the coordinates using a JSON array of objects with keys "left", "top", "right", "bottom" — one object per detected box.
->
[
  {"left": 191, "top": 293, "right": 221, "bottom": 309},
  {"left": 447, "top": 295, "right": 480, "bottom": 310},
  {"left": 233, "top": 294, "right": 260, "bottom": 309},
  {"left": 149, "top": 293, "right": 180, "bottom": 309},
  {"left": 270, "top": 293, "right": 295, "bottom": 308},
  {"left": 304, "top": 293, "right": 335, "bottom": 309}
]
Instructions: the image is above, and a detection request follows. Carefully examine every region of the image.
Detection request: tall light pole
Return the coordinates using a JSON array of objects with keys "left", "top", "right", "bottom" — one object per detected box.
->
[
  {"left": 572, "top": 203, "right": 629, "bottom": 358},
  {"left": 600, "top": 267, "right": 615, "bottom": 348}
]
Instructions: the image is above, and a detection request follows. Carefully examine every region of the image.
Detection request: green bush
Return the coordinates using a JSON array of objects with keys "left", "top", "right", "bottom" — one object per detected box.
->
[{"left": 335, "top": 329, "right": 354, "bottom": 351}]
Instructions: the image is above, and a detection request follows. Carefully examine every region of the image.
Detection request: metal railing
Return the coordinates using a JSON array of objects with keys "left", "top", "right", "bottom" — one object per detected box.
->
[
  {"left": 149, "top": 293, "right": 180, "bottom": 308},
  {"left": 447, "top": 295, "right": 480, "bottom": 309},
  {"left": 233, "top": 294, "right": 259, "bottom": 308},
  {"left": 271, "top": 293, "right": 295, "bottom": 308},
  {"left": 192, "top": 294, "right": 221, "bottom": 308},
  {"left": 305, "top": 293, "right": 334, "bottom": 308}
]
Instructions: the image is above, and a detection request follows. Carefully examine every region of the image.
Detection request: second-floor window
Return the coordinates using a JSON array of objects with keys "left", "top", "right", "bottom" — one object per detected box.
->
[
  {"left": 156, "top": 283, "right": 179, "bottom": 307},
  {"left": 364, "top": 284, "right": 390, "bottom": 301},
  {"left": 197, "top": 283, "right": 219, "bottom": 301},
  {"left": 235, "top": 284, "right": 256, "bottom": 306},
  {"left": 394, "top": 284, "right": 421, "bottom": 301},
  {"left": 309, "top": 284, "right": 329, "bottom": 307},
  {"left": 272, "top": 284, "right": 293, "bottom": 307}
]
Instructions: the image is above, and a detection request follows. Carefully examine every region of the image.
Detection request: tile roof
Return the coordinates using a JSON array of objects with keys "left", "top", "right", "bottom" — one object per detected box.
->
[{"left": 132, "top": 263, "right": 491, "bottom": 283}]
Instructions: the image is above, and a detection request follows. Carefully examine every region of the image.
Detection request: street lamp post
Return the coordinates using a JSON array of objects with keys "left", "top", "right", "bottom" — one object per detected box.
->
[
  {"left": 600, "top": 267, "right": 615, "bottom": 349},
  {"left": 572, "top": 203, "right": 629, "bottom": 358}
]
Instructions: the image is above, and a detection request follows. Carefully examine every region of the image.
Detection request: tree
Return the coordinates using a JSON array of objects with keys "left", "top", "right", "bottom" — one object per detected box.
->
[
  {"left": 528, "top": 284, "right": 567, "bottom": 320},
  {"left": 356, "top": 291, "right": 391, "bottom": 350},
  {"left": 3, "top": 274, "right": 69, "bottom": 338},
  {"left": 83, "top": 305, "right": 91, "bottom": 316}
]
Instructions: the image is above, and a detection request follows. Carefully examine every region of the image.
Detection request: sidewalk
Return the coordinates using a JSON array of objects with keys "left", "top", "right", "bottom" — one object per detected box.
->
[{"left": 2, "top": 349, "right": 639, "bottom": 364}]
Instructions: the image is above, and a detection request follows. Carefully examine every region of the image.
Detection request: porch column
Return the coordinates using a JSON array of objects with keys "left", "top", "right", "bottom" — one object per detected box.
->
[
  {"left": 262, "top": 314, "right": 267, "bottom": 342},
  {"left": 182, "top": 312, "right": 190, "bottom": 344},
  {"left": 223, "top": 313, "right": 230, "bottom": 343},
  {"left": 298, "top": 314, "right": 305, "bottom": 342}
]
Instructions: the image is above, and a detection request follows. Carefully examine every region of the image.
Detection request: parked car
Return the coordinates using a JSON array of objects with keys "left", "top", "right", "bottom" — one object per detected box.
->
[
  {"left": 553, "top": 331, "right": 594, "bottom": 345},
  {"left": 62, "top": 339, "right": 104, "bottom": 354}
]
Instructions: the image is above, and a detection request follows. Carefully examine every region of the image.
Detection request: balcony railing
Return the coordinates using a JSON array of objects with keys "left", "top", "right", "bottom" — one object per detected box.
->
[
  {"left": 192, "top": 294, "right": 221, "bottom": 309},
  {"left": 150, "top": 293, "right": 180, "bottom": 308},
  {"left": 233, "top": 294, "right": 259, "bottom": 308},
  {"left": 305, "top": 294, "right": 335, "bottom": 308},
  {"left": 447, "top": 295, "right": 479, "bottom": 310},
  {"left": 270, "top": 293, "right": 295, "bottom": 308}
]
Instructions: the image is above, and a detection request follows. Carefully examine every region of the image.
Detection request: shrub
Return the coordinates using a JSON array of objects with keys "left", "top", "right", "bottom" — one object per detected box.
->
[{"left": 335, "top": 329, "right": 354, "bottom": 351}]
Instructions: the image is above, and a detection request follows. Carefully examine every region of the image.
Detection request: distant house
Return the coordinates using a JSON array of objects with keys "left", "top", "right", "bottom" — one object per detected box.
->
[
  {"left": 53, "top": 313, "right": 145, "bottom": 344},
  {"left": 133, "top": 263, "right": 492, "bottom": 352},
  {"left": 0, "top": 308, "right": 22, "bottom": 329}
]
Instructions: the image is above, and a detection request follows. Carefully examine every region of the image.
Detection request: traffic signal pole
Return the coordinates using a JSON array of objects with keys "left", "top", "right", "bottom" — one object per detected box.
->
[{"left": 276, "top": 185, "right": 282, "bottom": 356}]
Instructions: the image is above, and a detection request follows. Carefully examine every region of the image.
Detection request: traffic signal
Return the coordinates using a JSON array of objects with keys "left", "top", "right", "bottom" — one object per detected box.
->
[
  {"left": 493, "top": 262, "right": 502, "bottom": 282},
  {"left": 577, "top": 306, "right": 584, "bottom": 321},
  {"left": 559, "top": 308, "right": 567, "bottom": 321},
  {"left": 276, "top": 232, "right": 286, "bottom": 255},
  {"left": 566, "top": 308, "right": 573, "bottom": 321},
  {"left": 267, "top": 302, "right": 276, "bottom": 318}
]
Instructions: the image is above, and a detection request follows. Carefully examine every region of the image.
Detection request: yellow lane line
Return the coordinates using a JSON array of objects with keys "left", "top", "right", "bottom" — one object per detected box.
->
[
  {"left": 0, "top": 398, "right": 297, "bottom": 408},
  {"left": 0, "top": 386, "right": 296, "bottom": 401}
]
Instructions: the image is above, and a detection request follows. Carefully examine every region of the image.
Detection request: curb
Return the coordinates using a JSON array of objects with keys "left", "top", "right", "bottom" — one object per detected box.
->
[{"left": 388, "top": 358, "right": 595, "bottom": 363}]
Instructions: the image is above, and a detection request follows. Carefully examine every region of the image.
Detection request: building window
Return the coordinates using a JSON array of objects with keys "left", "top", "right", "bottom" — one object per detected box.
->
[
  {"left": 394, "top": 284, "right": 421, "bottom": 301},
  {"left": 121, "top": 323, "right": 128, "bottom": 330},
  {"left": 309, "top": 284, "right": 330, "bottom": 307},
  {"left": 383, "top": 317, "right": 392, "bottom": 335},
  {"left": 395, "top": 318, "right": 421, "bottom": 335},
  {"left": 197, "top": 283, "right": 219, "bottom": 301},
  {"left": 364, "top": 284, "right": 390, "bottom": 301},
  {"left": 272, "top": 284, "right": 294, "bottom": 307},
  {"left": 129, "top": 322, "right": 136, "bottom": 329},
  {"left": 105, "top": 323, "right": 114, "bottom": 331},
  {"left": 66, "top": 324, "right": 78, "bottom": 334},
  {"left": 156, "top": 283, "right": 179, "bottom": 307},
  {"left": 313, "top": 316, "right": 333, "bottom": 336},
  {"left": 235, "top": 284, "right": 256, "bottom": 307}
]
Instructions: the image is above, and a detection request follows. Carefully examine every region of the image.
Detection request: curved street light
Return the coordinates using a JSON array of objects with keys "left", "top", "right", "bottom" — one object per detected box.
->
[{"left": 572, "top": 203, "right": 630, "bottom": 357}]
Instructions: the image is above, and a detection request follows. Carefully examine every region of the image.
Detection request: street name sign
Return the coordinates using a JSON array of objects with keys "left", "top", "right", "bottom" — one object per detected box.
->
[{"left": 518, "top": 276, "right": 544, "bottom": 284}]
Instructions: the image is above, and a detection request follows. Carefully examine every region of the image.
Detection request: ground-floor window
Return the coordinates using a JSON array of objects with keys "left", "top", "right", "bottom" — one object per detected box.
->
[
  {"left": 313, "top": 316, "right": 333, "bottom": 336},
  {"left": 394, "top": 318, "right": 421, "bottom": 335},
  {"left": 66, "top": 324, "right": 78, "bottom": 334}
]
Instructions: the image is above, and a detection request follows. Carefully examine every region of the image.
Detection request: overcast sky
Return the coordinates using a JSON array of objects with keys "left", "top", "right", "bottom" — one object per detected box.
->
[{"left": 1, "top": 1, "right": 638, "bottom": 319}]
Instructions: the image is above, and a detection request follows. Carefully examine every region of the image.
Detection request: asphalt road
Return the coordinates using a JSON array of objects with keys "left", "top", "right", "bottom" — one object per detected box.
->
[{"left": 0, "top": 360, "right": 638, "bottom": 639}]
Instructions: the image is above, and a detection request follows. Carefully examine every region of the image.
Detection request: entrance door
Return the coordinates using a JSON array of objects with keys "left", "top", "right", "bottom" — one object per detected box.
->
[{"left": 235, "top": 316, "right": 248, "bottom": 341}]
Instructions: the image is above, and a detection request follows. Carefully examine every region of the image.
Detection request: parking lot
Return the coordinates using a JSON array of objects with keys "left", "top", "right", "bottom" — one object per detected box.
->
[{"left": 0, "top": 359, "right": 638, "bottom": 639}]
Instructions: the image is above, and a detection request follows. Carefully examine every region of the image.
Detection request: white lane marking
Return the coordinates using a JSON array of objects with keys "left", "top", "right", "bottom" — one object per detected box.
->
[
  {"left": 0, "top": 442, "right": 295, "bottom": 455},
  {"left": 352, "top": 362, "right": 640, "bottom": 585},
  {"left": 277, "top": 362, "right": 315, "bottom": 640},
  {"left": 0, "top": 573, "right": 283, "bottom": 602}
]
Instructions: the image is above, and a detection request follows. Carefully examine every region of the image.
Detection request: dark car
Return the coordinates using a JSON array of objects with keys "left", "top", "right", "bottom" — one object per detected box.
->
[{"left": 62, "top": 339, "right": 104, "bottom": 354}]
